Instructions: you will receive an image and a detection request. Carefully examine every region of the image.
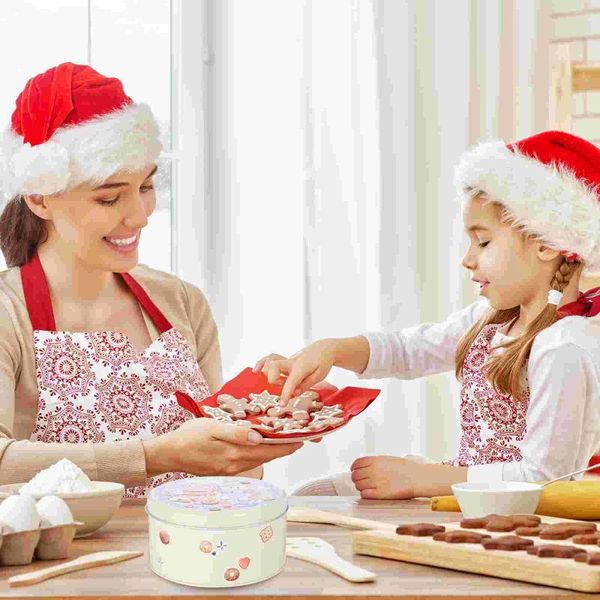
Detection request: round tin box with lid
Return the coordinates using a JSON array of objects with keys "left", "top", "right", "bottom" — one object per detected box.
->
[{"left": 145, "top": 477, "right": 288, "bottom": 587}]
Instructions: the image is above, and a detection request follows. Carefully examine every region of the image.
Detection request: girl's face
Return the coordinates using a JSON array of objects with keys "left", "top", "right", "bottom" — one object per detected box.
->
[
  {"left": 461, "top": 194, "right": 561, "bottom": 310},
  {"left": 31, "top": 164, "right": 157, "bottom": 273}
]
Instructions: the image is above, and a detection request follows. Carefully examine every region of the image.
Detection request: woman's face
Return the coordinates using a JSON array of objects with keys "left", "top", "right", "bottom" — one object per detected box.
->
[{"left": 32, "top": 164, "right": 157, "bottom": 273}]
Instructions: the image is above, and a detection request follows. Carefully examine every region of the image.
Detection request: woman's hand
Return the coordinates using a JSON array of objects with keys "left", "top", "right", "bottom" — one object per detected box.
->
[
  {"left": 253, "top": 340, "right": 339, "bottom": 403},
  {"left": 350, "top": 456, "right": 468, "bottom": 499},
  {"left": 142, "top": 418, "right": 303, "bottom": 478}
]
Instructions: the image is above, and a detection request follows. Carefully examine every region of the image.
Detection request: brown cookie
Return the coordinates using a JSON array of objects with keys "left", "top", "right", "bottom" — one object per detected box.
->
[
  {"left": 574, "top": 552, "right": 600, "bottom": 565},
  {"left": 511, "top": 515, "right": 541, "bottom": 527},
  {"left": 217, "top": 394, "right": 261, "bottom": 418},
  {"left": 515, "top": 526, "right": 541, "bottom": 537},
  {"left": 396, "top": 523, "right": 446, "bottom": 537},
  {"left": 572, "top": 533, "right": 600, "bottom": 545},
  {"left": 485, "top": 516, "right": 518, "bottom": 532},
  {"left": 433, "top": 531, "right": 491, "bottom": 544},
  {"left": 526, "top": 544, "right": 587, "bottom": 559},
  {"left": 267, "top": 391, "right": 323, "bottom": 421},
  {"left": 460, "top": 518, "right": 488, "bottom": 529},
  {"left": 481, "top": 535, "right": 535, "bottom": 551},
  {"left": 540, "top": 522, "right": 597, "bottom": 540}
]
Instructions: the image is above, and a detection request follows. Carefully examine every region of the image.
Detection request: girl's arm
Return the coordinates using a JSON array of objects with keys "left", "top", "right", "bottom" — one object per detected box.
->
[{"left": 356, "top": 299, "right": 489, "bottom": 380}]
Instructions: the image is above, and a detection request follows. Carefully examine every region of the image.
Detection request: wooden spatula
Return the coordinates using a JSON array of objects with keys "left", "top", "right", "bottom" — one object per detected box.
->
[
  {"left": 8, "top": 551, "right": 143, "bottom": 587},
  {"left": 286, "top": 537, "right": 376, "bottom": 582},
  {"left": 287, "top": 506, "right": 397, "bottom": 531}
]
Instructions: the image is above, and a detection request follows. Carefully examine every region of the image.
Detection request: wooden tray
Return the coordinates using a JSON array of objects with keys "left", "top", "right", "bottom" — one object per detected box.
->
[{"left": 352, "top": 516, "right": 600, "bottom": 593}]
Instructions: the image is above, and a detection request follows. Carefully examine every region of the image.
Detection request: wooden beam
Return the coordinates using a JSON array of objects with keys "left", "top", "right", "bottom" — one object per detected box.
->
[
  {"left": 572, "top": 63, "right": 600, "bottom": 92},
  {"left": 549, "top": 43, "right": 572, "bottom": 131}
]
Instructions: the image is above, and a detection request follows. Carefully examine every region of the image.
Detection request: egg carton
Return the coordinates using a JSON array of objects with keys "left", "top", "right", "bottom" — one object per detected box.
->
[{"left": 0, "top": 520, "right": 84, "bottom": 566}]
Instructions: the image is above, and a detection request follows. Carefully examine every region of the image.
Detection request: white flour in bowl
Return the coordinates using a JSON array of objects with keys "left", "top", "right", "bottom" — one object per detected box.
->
[{"left": 19, "top": 458, "right": 93, "bottom": 494}]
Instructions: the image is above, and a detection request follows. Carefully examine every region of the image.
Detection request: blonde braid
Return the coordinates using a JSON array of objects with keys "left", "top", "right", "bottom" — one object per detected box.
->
[{"left": 481, "top": 257, "right": 580, "bottom": 401}]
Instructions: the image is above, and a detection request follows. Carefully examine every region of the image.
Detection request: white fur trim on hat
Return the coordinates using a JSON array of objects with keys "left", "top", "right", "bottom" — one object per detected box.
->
[
  {"left": 0, "top": 102, "right": 162, "bottom": 202},
  {"left": 454, "top": 140, "right": 600, "bottom": 277}
]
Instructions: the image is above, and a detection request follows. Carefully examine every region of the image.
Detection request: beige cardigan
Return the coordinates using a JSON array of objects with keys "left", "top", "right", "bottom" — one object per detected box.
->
[{"left": 0, "top": 263, "right": 223, "bottom": 488}]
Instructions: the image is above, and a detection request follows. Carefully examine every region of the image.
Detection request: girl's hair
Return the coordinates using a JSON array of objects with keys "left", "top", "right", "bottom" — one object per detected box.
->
[
  {"left": 454, "top": 190, "right": 581, "bottom": 402},
  {"left": 0, "top": 196, "right": 47, "bottom": 268}
]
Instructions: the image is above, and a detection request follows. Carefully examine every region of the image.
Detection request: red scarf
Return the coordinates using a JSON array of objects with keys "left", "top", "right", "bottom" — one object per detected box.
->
[{"left": 558, "top": 287, "right": 600, "bottom": 318}]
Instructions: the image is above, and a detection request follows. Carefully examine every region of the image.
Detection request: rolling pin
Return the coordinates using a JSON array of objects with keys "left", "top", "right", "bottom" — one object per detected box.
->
[{"left": 431, "top": 480, "right": 600, "bottom": 520}]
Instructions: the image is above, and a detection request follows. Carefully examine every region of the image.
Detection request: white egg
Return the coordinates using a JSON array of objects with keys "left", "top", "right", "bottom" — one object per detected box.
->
[
  {"left": 0, "top": 494, "right": 41, "bottom": 533},
  {"left": 36, "top": 495, "right": 74, "bottom": 527}
]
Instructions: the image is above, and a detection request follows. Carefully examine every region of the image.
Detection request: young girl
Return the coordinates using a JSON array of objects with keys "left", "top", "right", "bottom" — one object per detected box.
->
[
  {"left": 0, "top": 62, "right": 303, "bottom": 498},
  {"left": 255, "top": 130, "right": 600, "bottom": 499}
]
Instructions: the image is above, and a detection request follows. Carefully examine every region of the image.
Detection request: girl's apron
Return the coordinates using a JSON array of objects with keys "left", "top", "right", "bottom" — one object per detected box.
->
[
  {"left": 21, "top": 252, "right": 211, "bottom": 498},
  {"left": 448, "top": 321, "right": 530, "bottom": 467}
]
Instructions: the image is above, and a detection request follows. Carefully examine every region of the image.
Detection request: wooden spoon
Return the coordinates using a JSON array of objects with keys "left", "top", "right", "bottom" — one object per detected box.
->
[
  {"left": 287, "top": 506, "right": 397, "bottom": 531},
  {"left": 8, "top": 551, "right": 143, "bottom": 587}
]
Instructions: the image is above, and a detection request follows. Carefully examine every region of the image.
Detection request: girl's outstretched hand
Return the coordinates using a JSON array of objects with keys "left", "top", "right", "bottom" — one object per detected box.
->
[{"left": 253, "top": 339, "right": 339, "bottom": 403}]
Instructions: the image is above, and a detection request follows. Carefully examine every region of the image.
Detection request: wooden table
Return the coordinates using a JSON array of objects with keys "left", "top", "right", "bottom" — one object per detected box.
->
[{"left": 0, "top": 496, "right": 595, "bottom": 599}]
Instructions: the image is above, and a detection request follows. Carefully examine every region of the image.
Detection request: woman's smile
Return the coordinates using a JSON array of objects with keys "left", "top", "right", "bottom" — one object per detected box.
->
[{"left": 103, "top": 231, "right": 140, "bottom": 254}]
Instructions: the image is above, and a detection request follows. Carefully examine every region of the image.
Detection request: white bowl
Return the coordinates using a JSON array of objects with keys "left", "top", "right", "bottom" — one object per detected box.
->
[
  {"left": 451, "top": 481, "right": 543, "bottom": 518},
  {"left": 0, "top": 482, "right": 125, "bottom": 538}
]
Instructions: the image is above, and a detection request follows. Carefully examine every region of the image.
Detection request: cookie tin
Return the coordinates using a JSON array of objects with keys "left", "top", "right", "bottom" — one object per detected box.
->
[{"left": 146, "top": 476, "right": 287, "bottom": 587}]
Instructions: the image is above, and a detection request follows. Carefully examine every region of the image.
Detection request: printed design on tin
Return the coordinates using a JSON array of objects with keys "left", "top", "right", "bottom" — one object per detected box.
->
[
  {"left": 238, "top": 556, "right": 251, "bottom": 569},
  {"left": 199, "top": 540, "right": 226, "bottom": 556},
  {"left": 159, "top": 530, "right": 170, "bottom": 544},
  {"left": 152, "top": 477, "right": 283, "bottom": 511},
  {"left": 224, "top": 567, "right": 240, "bottom": 582},
  {"left": 260, "top": 525, "right": 274, "bottom": 543},
  {"left": 31, "top": 326, "right": 211, "bottom": 500}
]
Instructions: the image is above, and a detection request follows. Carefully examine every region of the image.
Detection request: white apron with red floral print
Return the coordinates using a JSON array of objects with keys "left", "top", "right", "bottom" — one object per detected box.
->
[
  {"left": 21, "top": 252, "right": 211, "bottom": 498},
  {"left": 446, "top": 321, "right": 530, "bottom": 467}
]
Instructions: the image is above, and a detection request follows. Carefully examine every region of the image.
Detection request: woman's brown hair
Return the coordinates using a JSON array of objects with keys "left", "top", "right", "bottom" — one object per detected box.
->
[
  {"left": 454, "top": 191, "right": 581, "bottom": 402},
  {"left": 0, "top": 196, "right": 47, "bottom": 268}
]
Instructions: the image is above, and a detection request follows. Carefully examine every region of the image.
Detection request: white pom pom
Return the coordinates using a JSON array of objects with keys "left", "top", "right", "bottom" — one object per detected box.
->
[{"left": 10, "top": 141, "right": 70, "bottom": 195}]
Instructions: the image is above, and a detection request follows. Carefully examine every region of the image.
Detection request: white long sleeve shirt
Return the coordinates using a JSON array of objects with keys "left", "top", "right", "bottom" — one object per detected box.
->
[{"left": 357, "top": 299, "right": 600, "bottom": 483}]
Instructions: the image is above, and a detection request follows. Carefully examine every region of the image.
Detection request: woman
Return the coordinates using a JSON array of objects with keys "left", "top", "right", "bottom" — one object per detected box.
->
[{"left": 0, "top": 62, "right": 302, "bottom": 498}]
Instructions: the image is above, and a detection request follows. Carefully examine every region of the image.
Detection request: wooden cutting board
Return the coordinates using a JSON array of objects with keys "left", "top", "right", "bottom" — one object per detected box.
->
[{"left": 352, "top": 516, "right": 600, "bottom": 593}]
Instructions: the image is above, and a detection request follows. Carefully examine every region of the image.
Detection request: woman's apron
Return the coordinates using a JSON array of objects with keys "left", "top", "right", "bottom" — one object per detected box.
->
[{"left": 21, "top": 252, "right": 211, "bottom": 498}]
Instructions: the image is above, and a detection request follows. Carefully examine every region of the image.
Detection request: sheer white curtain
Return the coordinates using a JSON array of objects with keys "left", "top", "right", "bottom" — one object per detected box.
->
[{"left": 188, "top": 0, "right": 550, "bottom": 492}]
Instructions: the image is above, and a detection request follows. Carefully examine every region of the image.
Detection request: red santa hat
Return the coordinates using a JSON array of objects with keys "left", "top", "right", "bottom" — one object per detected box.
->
[
  {"left": 454, "top": 130, "right": 600, "bottom": 277},
  {"left": 0, "top": 62, "right": 162, "bottom": 201}
]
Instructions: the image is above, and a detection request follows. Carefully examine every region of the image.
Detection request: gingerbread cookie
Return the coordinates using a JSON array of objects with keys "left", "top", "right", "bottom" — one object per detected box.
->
[
  {"left": 572, "top": 533, "right": 600, "bottom": 545},
  {"left": 217, "top": 394, "right": 261, "bottom": 418},
  {"left": 202, "top": 406, "right": 235, "bottom": 422},
  {"left": 255, "top": 416, "right": 306, "bottom": 432},
  {"left": 396, "top": 523, "right": 446, "bottom": 537},
  {"left": 484, "top": 515, "right": 539, "bottom": 532},
  {"left": 515, "top": 526, "right": 541, "bottom": 537},
  {"left": 526, "top": 544, "right": 587, "bottom": 559},
  {"left": 481, "top": 535, "right": 534, "bottom": 551},
  {"left": 485, "top": 516, "right": 519, "bottom": 532},
  {"left": 539, "top": 522, "right": 596, "bottom": 540},
  {"left": 574, "top": 552, "right": 600, "bottom": 565},
  {"left": 248, "top": 390, "right": 280, "bottom": 413},
  {"left": 267, "top": 391, "right": 322, "bottom": 421},
  {"left": 460, "top": 518, "right": 488, "bottom": 529},
  {"left": 433, "top": 531, "right": 491, "bottom": 543}
]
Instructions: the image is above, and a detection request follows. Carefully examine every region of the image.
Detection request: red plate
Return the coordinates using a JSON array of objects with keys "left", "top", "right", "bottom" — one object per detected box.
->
[{"left": 193, "top": 367, "right": 381, "bottom": 443}]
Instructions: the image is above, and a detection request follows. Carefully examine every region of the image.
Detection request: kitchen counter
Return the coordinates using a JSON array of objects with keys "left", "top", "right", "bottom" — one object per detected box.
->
[{"left": 0, "top": 495, "right": 595, "bottom": 599}]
